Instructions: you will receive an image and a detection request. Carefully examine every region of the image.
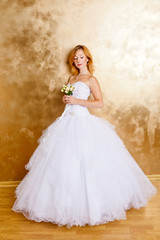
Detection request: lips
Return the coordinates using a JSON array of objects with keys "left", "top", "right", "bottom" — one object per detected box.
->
[{"left": 77, "top": 64, "right": 82, "bottom": 66}]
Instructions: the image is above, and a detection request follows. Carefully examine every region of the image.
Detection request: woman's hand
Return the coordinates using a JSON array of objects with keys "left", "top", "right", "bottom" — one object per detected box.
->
[{"left": 62, "top": 95, "right": 77, "bottom": 105}]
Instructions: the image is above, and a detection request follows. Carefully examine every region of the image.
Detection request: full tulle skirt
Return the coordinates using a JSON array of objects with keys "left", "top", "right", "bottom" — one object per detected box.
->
[{"left": 12, "top": 111, "right": 158, "bottom": 228}]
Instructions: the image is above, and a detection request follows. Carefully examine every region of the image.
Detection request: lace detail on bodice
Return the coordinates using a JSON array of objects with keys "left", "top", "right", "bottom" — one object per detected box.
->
[
  {"left": 59, "top": 81, "right": 91, "bottom": 119},
  {"left": 68, "top": 81, "right": 91, "bottom": 100}
]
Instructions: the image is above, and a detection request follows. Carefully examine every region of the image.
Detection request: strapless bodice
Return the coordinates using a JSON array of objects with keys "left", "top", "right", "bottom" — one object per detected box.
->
[
  {"left": 59, "top": 81, "right": 91, "bottom": 119},
  {"left": 68, "top": 81, "right": 91, "bottom": 99}
]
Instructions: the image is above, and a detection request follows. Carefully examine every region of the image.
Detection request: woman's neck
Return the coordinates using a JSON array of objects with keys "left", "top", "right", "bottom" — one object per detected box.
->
[{"left": 78, "top": 67, "right": 90, "bottom": 74}]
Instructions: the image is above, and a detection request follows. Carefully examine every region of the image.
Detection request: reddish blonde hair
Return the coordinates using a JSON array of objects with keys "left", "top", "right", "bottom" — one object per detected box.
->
[{"left": 68, "top": 45, "right": 95, "bottom": 75}]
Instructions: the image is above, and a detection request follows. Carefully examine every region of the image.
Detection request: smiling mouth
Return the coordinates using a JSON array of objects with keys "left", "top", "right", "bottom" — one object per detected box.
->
[{"left": 77, "top": 64, "right": 82, "bottom": 66}]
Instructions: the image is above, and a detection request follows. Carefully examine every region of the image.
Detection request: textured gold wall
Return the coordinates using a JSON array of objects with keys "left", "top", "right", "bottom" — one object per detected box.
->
[{"left": 0, "top": 0, "right": 160, "bottom": 180}]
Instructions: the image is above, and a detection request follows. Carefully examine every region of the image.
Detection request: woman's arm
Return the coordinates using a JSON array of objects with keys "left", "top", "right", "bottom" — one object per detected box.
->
[
  {"left": 75, "top": 98, "right": 103, "bottom": 108},
  {"left": 63, "top": 76, "right": 103, "bottom": 108}
]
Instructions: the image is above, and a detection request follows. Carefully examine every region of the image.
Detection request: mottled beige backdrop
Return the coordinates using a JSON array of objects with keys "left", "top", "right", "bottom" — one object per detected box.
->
[{"left": 0, "top": 0, "right": 160, "bottom": 180}]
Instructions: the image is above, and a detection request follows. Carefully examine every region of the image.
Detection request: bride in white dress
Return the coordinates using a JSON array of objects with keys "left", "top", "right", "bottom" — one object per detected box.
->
[{"left": 12, "top": 44, "right": 158, "bottom": 228}]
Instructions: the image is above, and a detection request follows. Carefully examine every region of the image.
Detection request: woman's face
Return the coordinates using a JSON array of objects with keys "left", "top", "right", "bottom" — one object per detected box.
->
[{"left": 73, "top": 49, "right": 88, "bottom": 69}]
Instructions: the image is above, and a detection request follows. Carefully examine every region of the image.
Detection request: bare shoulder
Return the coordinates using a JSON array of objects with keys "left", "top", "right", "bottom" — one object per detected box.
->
[
  {"left": 88, "top": 75, "right": 103, "bottom": 97},
  {"left": 89, "top": 75, "right": 100, "bottom": 87}
]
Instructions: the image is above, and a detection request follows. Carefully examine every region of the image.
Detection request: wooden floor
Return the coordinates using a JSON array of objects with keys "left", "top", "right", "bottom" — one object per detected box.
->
[{"left": 0, "top": 176, "right": 159, "bottom": 240}]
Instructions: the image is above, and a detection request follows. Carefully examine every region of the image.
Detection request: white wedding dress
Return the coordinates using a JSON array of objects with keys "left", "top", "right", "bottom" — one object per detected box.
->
[{"left": 12, "top": 81, "right": 158, "bottom": 228}]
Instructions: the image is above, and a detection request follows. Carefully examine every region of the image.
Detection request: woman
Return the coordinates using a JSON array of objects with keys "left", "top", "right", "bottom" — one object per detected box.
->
[{"left": 12, "top": 45, "right": 157, "bottom": 228}]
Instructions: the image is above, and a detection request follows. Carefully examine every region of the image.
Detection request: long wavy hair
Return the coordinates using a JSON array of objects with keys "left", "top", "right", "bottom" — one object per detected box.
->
[{"left": 68, "top": 45, "right": 95, "bottom": 75}]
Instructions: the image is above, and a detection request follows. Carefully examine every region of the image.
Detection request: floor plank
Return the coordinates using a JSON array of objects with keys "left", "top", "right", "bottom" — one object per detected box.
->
[{"left": 0, "top": 177, "right": 159, "bottom": 240}]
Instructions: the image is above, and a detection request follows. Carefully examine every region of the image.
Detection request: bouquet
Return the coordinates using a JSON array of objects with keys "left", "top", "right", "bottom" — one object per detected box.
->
[{"left": 61, "top": 84, "right": 75, "bottom": 95}]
